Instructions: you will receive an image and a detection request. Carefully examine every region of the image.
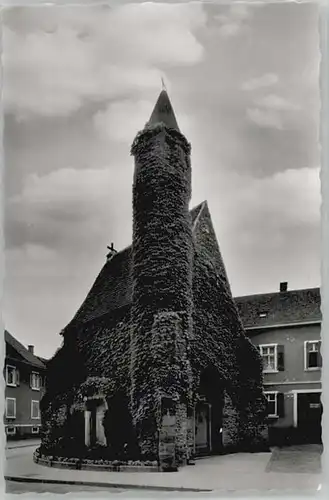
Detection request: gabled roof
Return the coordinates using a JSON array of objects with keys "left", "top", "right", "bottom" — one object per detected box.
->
[
  {"left": 64, "top": 202, "right": 205, "bottom": 331},
  {"left": 5, "top": 330, "right": 46, "bottom": 369},
  {"left": 234, "top": 287, "right": 321, "bottom": 330}
]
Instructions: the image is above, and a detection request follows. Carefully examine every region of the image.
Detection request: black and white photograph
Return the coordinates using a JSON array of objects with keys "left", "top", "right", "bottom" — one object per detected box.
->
[{"left": 2, "top": 0, "right": 323, "bottom": 496}]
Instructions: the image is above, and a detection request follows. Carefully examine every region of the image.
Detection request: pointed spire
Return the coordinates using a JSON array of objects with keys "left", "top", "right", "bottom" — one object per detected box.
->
[{"left": 147, "top": 89, "right": 180, "bottom": 131}]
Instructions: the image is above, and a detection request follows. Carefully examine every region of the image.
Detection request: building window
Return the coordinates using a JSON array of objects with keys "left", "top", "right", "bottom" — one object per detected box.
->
[
  {"left": 6, "top": 398, "right": 16, "bottom": 418},
  {"left": 6, "top": 426, "right": 16, "bottom": 436},
  {"left": 31, "top": 427, "right": 39, "bottom": 434},
  {"left": 260, "top": 344, "right": 277, "bottom": 372},
  {"left": 31, "top": 400, "right": 40, "bottom": 419},
  {"left": 265, "top": 392, "right": 277, "bottom": 417},
  {"left": 6, "top": 365, "right": 17, "bottom": 387},
  {"left": 305, "top": 341, "right": 322, "bottom": 370},
  {"left": 31, "top": 372, "right": 41, "bottom": 391}
]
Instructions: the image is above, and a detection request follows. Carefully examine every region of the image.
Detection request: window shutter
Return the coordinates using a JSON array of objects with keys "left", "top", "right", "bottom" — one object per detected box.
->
[
  {"left": 318, "top": 341, "right": 322, "bottom": 367},
  {"left": 277, "top": 392, "right": 285, "bottom": 417},
  {"left": 277, "top": 345, "right": 285, "bottom": 371},
  {"left": 16, "top": 369, "right": 20, "bottom": 386}
]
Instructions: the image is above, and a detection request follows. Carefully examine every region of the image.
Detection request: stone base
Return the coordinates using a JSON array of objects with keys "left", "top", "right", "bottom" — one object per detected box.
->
[{"left": 33, "top": 452, "right": 161, "bottom": 473}]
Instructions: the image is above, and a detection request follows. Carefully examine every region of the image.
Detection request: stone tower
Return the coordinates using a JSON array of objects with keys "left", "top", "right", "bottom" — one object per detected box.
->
[{"left": 130, "top": 91, "right": 193, "bottom": 468}]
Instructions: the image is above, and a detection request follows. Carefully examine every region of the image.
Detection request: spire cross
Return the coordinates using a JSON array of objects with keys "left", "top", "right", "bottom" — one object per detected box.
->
[{"left": 106, "top": 242, "right": 117, "bottom": 261}]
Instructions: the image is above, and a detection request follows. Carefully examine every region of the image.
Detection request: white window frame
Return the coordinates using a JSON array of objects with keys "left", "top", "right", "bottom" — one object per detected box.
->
[
  {"left": 31, "top": 371, "right": 41, "bottom": 391},
  {"left": 31, "top": 426, "right": 39, "bottom": 434},
  {"left": 304, "top": 340, "right": 321, "bottom": 371},
  {"left": 259, "top": 343, "right": 278, "bottom": 373},
  {"left": 264, "top": 391, "right": 278, "bottom": 417},
  {"left": 6, "top": 398, "right": 16, "bottom": 418},
  {"left": 6, "top": 365, "right": 17, "bottom": 387},
  {"left": 6, "top": 426, "right": 16, "bottom": 436},
  {"left": 31, "top": 400, "right": 40, "bottom": 419}
]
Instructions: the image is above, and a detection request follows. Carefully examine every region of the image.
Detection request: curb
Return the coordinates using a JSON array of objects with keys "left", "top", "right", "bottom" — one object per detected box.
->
[{"left": 5, "top": 476, "right": 213, "bottom": 493}]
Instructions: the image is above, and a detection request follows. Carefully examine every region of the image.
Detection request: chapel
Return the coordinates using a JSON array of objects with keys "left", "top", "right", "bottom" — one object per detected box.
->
[{"left": 40, "top": 90, "right": 268, "bottom": 470}]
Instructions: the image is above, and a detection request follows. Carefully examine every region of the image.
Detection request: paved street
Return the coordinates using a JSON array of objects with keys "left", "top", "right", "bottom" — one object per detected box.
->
[
  {"left": 5, "top": 442, "right": 323, "bottom": 495},
  {"left": 6, "top": 481, "right": 127, "bottom": 494}
]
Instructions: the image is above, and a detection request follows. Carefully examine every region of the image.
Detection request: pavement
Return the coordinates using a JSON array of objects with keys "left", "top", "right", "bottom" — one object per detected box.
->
[
  {"left": 6, "top": 438, "right": 41, "bottom": 450},
  {"left": 5, "top": 442, "right": 323, "bottom": 495}
]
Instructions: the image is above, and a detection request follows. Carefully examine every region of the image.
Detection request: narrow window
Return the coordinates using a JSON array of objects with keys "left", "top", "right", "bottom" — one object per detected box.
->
[
  {"left": 305, "top": 341, "right": 321, "bottom": 370},
  {"left": 265, "top": 392, "right": 277, "bottom": 417},
  {"left": 6, "top": 366, "right": 17, "bottom": 387},
  {"left": 260, "top": 345, "right": 277, "bottom": 372},
  {"left": 31, "top": 400, "right": 40, "bottom": 419},
  {"left": 6, "top": 398, "right": 16, "bottom": 418},
  {"left": 31, "top": 372, "right": 41, "bottom": 390}
]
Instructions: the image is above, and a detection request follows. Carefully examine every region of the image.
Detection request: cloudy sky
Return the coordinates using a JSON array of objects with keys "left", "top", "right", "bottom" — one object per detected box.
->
[{"left": 3, "top": 1, "right": 321, "bottom": 358}]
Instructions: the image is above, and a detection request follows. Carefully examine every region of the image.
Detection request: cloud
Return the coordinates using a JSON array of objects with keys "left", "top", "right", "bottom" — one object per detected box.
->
[
  {"left": 246, "top": 93, "right": 301, "bottom": 129},
  {"left": 242, "top": 73, "right": 279, "bottom": 91},
  {"left": 246, "top": 107, "right": 283, "bottom": 129},
  {"left": 6, "top": 166, "right": 133, "bottom": 252},
  {"left": 215, "top": 3, "right": 252, "bottom": 38},
  {"left": 3, "top": 3, "right": 206, "bottom": 118},
  {"left": 216, "top": 167, "right": 321, "bottom": 236},
  {"left": 256, "top": 94, "right": 300, "bottom": 111},
  {"left": 94, "top": 100, "right": 154, "bottom": 144}
]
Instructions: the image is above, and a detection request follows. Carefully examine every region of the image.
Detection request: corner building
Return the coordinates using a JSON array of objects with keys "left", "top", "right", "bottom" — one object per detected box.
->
[{"left": 41, "top": 91, "right": 268, "bottom": 470}]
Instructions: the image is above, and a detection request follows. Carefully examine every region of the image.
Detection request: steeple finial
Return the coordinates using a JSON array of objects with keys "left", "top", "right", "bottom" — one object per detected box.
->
[
  {"left": 161, "top": 77, "right": 167, "bottom": 91},
  {"left": 147, "top": 88, "right": 180, "bottom": 131}
]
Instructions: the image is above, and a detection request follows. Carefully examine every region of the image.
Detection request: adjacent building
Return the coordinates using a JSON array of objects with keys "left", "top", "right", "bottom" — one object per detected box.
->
[
  {"left": 235, "top": 283, "right": 322, "bottom": 445},
  {"left": 4, "top": 330, "right": 47, "bottom": 439}
]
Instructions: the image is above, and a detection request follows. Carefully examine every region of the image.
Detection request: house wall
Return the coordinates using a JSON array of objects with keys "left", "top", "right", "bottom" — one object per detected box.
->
[
  {"left": 247, "top": 323, "right": 321, "bottom": 431},
  {"left": 4, "top": 358, "right": 45, "bottom": 438}
]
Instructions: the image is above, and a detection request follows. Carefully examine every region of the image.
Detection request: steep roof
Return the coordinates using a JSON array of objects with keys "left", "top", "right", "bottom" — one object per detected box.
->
[
  {"left": 147, "top": 90, "right": 180, "bottom": 131},
  {"left": 234, "top": 287, "right": 321, "bottom": 330},
  {"left": 64, "top": 203, "right": 205, "bottom": 331},
  {"left": 5, "top": 330, "right": 46, "bottom": 369}
]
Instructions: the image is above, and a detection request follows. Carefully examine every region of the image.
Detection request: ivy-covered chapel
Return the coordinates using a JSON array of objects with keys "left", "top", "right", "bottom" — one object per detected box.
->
[{"left": 40, "top": 90, "right": 268, "bottom": 471}]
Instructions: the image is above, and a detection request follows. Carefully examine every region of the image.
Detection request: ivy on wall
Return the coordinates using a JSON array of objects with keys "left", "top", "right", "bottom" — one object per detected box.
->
[
  {"left": 40, "top": 120, "right": 268, "bottom": 463},
  {"left": 130, "top": 123, "right": 193, "bottom": 460}
]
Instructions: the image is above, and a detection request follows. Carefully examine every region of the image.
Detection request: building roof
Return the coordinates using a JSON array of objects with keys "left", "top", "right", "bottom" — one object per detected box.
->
[
  {"left": 234, "top": 287, "right": 321, "bottom": 330},
  {"left": 147, "top": 90, "right": 180, "bottom": 131},
  {"left": 64, "top": 202, "right": 205, "bottom": 331},
  {"left": 5, "top": 330, "right": 46, "bottom": 369}
]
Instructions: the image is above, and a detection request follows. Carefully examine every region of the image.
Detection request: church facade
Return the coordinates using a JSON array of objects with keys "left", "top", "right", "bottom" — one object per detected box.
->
[{"left": 40, "top": 91, "right": 268, "bottom": 470}]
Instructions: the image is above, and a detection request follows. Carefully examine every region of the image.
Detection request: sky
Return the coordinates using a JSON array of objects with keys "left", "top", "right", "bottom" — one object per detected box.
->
[{"left": 3, "top": 1, "right": 321, "bottom": 359}]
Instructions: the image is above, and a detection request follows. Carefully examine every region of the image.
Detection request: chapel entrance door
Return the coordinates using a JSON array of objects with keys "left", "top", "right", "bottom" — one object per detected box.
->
[
  {"left": 195, "top": 402, "right": 210, "bottom": 455},
  {"left": 195, "top": 366, "right": 224, "bottom": 456}
]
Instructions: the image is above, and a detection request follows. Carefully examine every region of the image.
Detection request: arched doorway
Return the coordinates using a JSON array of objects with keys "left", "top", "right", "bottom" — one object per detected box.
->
[{"left": 195, "top": 366, "right": 224, "bottom": 456}]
